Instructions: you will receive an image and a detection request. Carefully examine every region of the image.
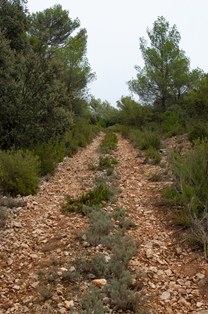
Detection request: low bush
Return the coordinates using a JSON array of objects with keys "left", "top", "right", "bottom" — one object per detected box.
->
[
  {"left": 74, "top": 253, "right": 107, "bottom": 278},
  {"left": 100, "top": 131, "right": 118, "bottom": 153},
  {"left": 0, "top": 207, "right": 8, "bottom": 228},
  {"left": 80, "top": 285, "right": 106, "bottom": 314},
  {"left": 33, "top": 141, "right": 65, "bottom": 176},
  {"left": 187, "top": 125, "right": 208, "bottom": 143},
  {"left": 62, "top": 184, "right": 115, "bottom": 213},
  {"left": 144, "top": 147, "right": 161, "bottom": 164},
  {"left": 138, "top": 130, "right": 161, "bottom": 150},
  {"left": 0, "top": 150, "right": 40, "bottom": 196},
  {"left": 86, "top": 210, "right": 114, "bottom": 246},
  {"left": 162, "top": 111, "right": 184, "bottom": 137},
  {"left": 165, "top": 140, "right": 208, "bottom": 258},
  {"left": 103, "top": 273, "right": 148, "bottom": 312},
  {"left": 149, "top": 172, "right": 162, "bottom": 181}
]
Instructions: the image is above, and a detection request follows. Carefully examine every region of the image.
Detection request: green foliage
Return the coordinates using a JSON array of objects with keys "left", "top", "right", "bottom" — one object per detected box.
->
[
  {"left": 38, "top": 285, "right": 53, "bottom": 300},
  {"left": 89, "top": 98, "right": 119, "bottom": 127},
  {"left": 117, "top": 96, "right": 152, "bottom": 127},
  {"left": 137, "top": 130, "right": 161, "bottom": 150},
  {"left": 187, "top": 125, "right": 208, "bottom": 143},
  {"left": 185, "top": 73, "right": 208, "bottom": 119},
  {"left": 0, "top": 0, "right": 29, "bottom": 51},
  {"left": 62, "top": 184, "right": 114, "bottom": 213},
  {"left": 0, "top": 150, "right": 40, "bottom": 196},
  {"left": 100, "top": 132, "right": 118, "bottom": 154},
  {"left": 103, "top": 274, "right": 148, "bottom": 312},
  {"left": 128, "top": 16, "right": 190, "bottom": 111},
  {"left": 165, "top": 141, "right": 208, "bottom": 254},
  {"left": 80, "top": 285, "right": 106, "bottom": 314},
  {"left": 108, "top": 235, "right": 138, "bottom": 276},
  {"left": 29, "top": 4, "right": 80, "bottom": 54},
  {"left": 144, "top": 147, "right": 161, "bottom": 164},
  {"left": 149, "top": 172, "right": 162, "bottom": 182},
  {"left": 109, "top": 207, "right": 136, "bottom": 230},
  {"left": 33, "top": 141, "right": 65, "bottom": 176},
  {"left": 86, "top": 210, "right": 114, "bottom": 245},
  {"left": 0, "top": 207, "right": 8, "bottom": 228},
  {"left": 89, "top": 156, "right": 118, "bottom": 172},
  {"left": 162, "top": 110, "right": 184, "bottom": 137}
]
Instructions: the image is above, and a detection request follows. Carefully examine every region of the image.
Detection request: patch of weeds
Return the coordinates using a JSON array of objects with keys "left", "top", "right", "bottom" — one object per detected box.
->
[
  {"left": 0, "top": 207, "right": 8, "bottom": 228},
  {"left": 98, "top": 156, "right": 118, "bottom": 169},
  {"left": 109, "top": 207, "right": 136, "bottom": 230},
  {"left": 80, "top": 284, "right": 106, "bottom": 314},
  {"left": 88, "top": 156, "right": 118, "bottom": 172},
  {"left": 38, "top": 285, "right": 53, "bottom": 300},
  {"left": 138, "top": 131, "right": 161, "bottom": 150},
  {"left": 88, "top": 163, "right": 97, "bottom": 171},
  {"left": 100, "top": 132, "right": 118, "bottom": 154},
  {"left": 187, "top": 125, "right": 208, "bottom": 143},
  {"left": 107, "top": 235, "right": 138, "bottom": 278},
  {"left": 103, "top": 273, "right": 148, "bottom": 312},
  {"left": 144, "top": 147, "right": 161, "bottom": 164},
  {"left": 46, "top": 269, "right": 58, "bottom": 283},
  {"left": 62, "top": 270, "right": 80, "bottom": 283},
  {"left": 0, "top": 197, "right": 26, "bottom": 208},
  {"left": 106, "top": 167, "right": 114, "bottom": 176},
  {"left": 149, "top": 172, "right": 162, "bottom": 182},
  {"left": 62, "top": 184, "right": 115, "bottom": 214},
  {"left": 86, "top": 210, "right": 114, "bottom": 246},
  {"left": 50, "top": 256, "right": 61, "bottom": 266}
]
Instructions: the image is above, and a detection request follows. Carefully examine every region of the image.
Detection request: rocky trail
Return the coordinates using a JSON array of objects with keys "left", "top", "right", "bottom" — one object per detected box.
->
[{"left": 0, "top": 133, "right": 208, "bottom": 314}]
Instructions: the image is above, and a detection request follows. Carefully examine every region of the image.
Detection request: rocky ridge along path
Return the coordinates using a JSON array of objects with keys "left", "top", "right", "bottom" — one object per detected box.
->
[{"left": 0, "top": 133, "right": 208, "bottom": 313}]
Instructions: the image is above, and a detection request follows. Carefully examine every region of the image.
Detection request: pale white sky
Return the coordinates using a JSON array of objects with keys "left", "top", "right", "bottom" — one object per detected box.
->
[{"left": 28, "top": 0, "right": 208, "bottom": 107}]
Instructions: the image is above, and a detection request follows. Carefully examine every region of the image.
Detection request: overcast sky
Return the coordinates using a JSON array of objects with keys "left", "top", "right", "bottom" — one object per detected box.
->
[{"left": 28, "top": 0, "right": 208, "bottom": 107}]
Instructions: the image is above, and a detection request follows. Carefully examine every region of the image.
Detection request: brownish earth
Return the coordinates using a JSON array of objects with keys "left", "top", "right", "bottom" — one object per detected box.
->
[{"left": 0, "top": 132, "right": 208, "bottom": 314}]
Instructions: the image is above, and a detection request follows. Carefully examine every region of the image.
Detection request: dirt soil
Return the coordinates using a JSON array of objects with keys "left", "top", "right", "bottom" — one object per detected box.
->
[{"left": 0, "top": 132, "right": 208, "bottom": 314}]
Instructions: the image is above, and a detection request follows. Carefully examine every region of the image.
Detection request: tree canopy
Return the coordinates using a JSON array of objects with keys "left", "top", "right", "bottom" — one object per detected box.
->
[
  {"left": 0, "top": 1, "right": 95, "bottom": 149},
  {"left": 128, "top": 16, "right": 190, "bottom": 112}
]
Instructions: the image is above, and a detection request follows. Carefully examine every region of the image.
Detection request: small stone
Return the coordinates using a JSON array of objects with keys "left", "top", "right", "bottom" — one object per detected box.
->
[
  {"left": 30, "top": 282, "right": 39, "bottom": 288},
  {"left": 146, "top": 248, "right": 153, "bottom": 258},
  {"left": 83, "top": 241, "right": 90, "bottom": 247},
  {"left": 92, "top": 279, "right": 107, "bottom": 288},
  {"left": 64, "top": 300, "right": 74, "bottom": 309},
  {"left": 176, "top": 247, "right": 182, "bottom": 254},
  {"left": 196, "top": 273, "right": 205, "bottom": 280},
  {"left": 160, "top": 291, "right": 170, "bottom": 300},
  {"left": 197, "top": 302, "right": 203, "bottom": 307},
  {"left": 13, "top": 221, "right": 22, "bottom": 228},
  {"left": 30, "top": 254, "right": 38, "bottom": 259},
  {"left": 165, "top": 269, "right": 172, "bottom": 276},
  {"left": 7, "top": 258, "right": 13, "bottom": 265},
  {"left": 13, "top": 285, "right": 20, "bottom": 290}
]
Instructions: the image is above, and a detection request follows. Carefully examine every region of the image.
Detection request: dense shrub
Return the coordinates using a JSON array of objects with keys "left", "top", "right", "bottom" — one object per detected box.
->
[
  {"left": 138, "top": 130, "right": 161, "bottom": 150},
  {"left": 33, "top": 141, "right": 65, "bottom": 176},
  {"left": 0, "top": 150, "right": 40, "bottom": 196},
  {"left": 100, "top": 131, "right": 118, "bottom": 153},
  {"left": 165, "top": 140, "right": 208, "bottom": 257},
  {"left": 62, "top": 184, "right": 115, "bottom": 213},
  {"left": 162, "top": 111, "right": 184, "bottom": 137},
  {"left": 187, "top": 125, "right": 208, "bottom": 143}
]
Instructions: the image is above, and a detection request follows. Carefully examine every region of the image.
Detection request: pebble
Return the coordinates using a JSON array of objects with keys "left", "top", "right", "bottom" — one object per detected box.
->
[{"left": 161, "top": 291, "right": 171, "bottom": 300}]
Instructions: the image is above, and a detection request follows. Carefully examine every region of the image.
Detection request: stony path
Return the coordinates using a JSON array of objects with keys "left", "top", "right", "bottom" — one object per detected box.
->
[{"left": 0, "top": 133, "right": 208, "bottom": 314}]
